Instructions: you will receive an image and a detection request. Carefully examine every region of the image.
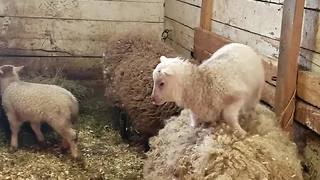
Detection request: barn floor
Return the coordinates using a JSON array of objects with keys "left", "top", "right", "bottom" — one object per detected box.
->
[{"left": 0, "top": 77, "right": 144, "bottom": 179}]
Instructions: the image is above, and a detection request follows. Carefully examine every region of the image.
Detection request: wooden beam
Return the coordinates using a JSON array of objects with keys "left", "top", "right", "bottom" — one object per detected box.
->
[
  {"left": 274, "top": 0, "right": 305, "bottom": 134},
  {"left": 200, "top": 0, "right": 213, "bottom": 31}
]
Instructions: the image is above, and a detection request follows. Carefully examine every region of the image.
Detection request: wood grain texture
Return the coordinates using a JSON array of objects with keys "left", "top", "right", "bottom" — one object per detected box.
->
[
  {"left": 0, "top": 17, "right": 163, "bottom": 56},
  {"left": 0, "top": 0, "right": 164, "bottom": 22},
  {"left": 200, "top": 0, "right": 213, "bottom": 31},
  {"left": 164, "top": 17, "right": 194, "bottom": 51},
  {"left": 297, "top": 71, "right": 320, "bottom": 108},
  {"left": 165, "top": 0, "right": 201, "bottom": 28},
  {"left": 296, "top": 100, "right": 320, "bottom": 135},
  {"left": 274, "top": 0, "right": 305, "bottom": 132}
]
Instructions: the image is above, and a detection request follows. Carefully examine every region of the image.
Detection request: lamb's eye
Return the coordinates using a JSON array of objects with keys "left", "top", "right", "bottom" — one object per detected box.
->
[{"left": 159, "top": 82, "right": 164, "bottom": 87}]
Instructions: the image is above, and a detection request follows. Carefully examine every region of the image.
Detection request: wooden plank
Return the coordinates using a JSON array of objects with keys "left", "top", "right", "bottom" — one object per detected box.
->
[
  {"left": 179, "top": 0, "right": 202, "bottom": 7},
  {"left": 164, "top": 17, "right": 195, "bottom": 51},
  {"left": 213, "top": 0, "right": 282, "bottom": 40},
  {"left": 200, "top": 0, "right": 213, "bottom": 31},
  {"left": 211, "top": 20, "right": 320, "bottom": 72},
  {"left": 194, "top": 27, "right": 230, "bottom": 61},
  {"left": 274, "top": 0, "right": 305, "bottom": 132},
  {"left": 261, "top": 82, "right": 276, "bottom": 108},
  {"left": 257, "top": 0, "right": 319, "bottom": 10},
  {"left": 0, "top": 0, "right": 164, "bottom": 22},
  {"left": 297, "top": 71, "right": 320, "bottom": 108},
  {"left": 296, "top": 100, "right": 320, "bottom": 135},
  {"left": 212, "top": 0, "right": 320, "bottom": 54},
  {"left": 165, "top": 0, "right": 201, "bottom": 28},
  {"left": 0, "top": 57, "right": 103, "bottom": 80},
  {"left": 0, "top": 17, "right": 163, "bottom": 56}
]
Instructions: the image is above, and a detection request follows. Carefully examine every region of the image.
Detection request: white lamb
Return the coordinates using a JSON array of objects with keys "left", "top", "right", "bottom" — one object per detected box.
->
[
  {"left": 0, "top": 65, "right": 79, "bottom": 158},
  {"left": 151, "top": 43, "right": 265, "bottom": 136}
]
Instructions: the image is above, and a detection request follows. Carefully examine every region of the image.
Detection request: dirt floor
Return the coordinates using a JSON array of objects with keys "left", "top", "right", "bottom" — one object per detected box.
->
[{"left": 0, "top": 76, "right": 144, "bottom": 179}]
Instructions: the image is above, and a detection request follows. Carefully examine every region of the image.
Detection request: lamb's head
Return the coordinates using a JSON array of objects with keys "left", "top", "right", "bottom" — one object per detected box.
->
[
  {"left": 151, "top": 56, "right": 186, "bottom": 106},
  {"left": 0, "top": 65, "right": 24, "bottom": 79}
]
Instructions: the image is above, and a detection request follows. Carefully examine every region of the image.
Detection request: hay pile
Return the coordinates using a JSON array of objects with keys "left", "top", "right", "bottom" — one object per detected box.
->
[
  {"left": 0, "top": 76, "right": 144, "bottom": 179},
  {"left": 144, "top": 105, "right": 303, "bottom": 180},
  {"left": 103, "top": 34, "right": 184, "bottom": 139}
]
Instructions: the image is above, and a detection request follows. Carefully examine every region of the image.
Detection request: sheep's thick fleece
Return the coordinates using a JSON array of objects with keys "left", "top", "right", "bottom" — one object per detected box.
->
[
  {"left": 152, "top": 43, "right": 265, "bottom": 135},
  {"left": 0, "top": 65, "right": 79, "bottom": 158}
]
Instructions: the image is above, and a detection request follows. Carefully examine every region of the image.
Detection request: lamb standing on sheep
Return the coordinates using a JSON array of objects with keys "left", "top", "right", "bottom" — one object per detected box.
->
[
  {"left": 151, "top": 43, "right": 265, "bottom": 136},
  {"left": 0, "top": 65, "right": 80, "bottom": 158}
]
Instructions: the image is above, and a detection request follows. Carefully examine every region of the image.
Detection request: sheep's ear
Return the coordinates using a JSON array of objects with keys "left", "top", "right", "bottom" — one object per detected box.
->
[
  {"left": 0, "top": 69, "right": 3, "bottom": 75},
  {"left": 13, "top": 66, "right": 24, "bottom": 73},
  {"left": 160, "top": 56, "right": 167, "bottom": 63}
]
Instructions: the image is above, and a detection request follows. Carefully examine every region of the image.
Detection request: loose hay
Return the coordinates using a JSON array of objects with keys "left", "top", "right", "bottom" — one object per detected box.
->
[
  {"left": 103, "top": 33, "right": 186, "bottom": 138},
  {"left": 144, "top": 105, "right": 303, "bottom": 180},
  {"left": 0, "top": 77, "right": 144, "bottom": 179}
]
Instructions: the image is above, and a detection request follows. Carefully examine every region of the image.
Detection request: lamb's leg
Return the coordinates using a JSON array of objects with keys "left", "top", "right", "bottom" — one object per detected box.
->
[
  {"left": 190, "top": 111, "right": 200, "bottom": 128},
  {"left": 245, "top": 84, "right": 263, "bottom": 119},
  {"left": 30, "top": 122, "right": 45, "bottom": 143},
  {"left": 7, "top": 113, "right": 22, "bottom": 152},
  {"left": 223, "top": 96, "right": 247, "bottom": 137},
  {"left": 62, "top": 128, "right": 79, "bottom": 159}
]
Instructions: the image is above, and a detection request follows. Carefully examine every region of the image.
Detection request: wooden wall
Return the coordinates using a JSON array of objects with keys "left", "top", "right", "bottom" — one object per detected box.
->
[
  {"left": 164, "top": 0, "right": 320, "bottom": 72},
  {"left": 0, "top": 0, "right": 164, "bottom": 79}
]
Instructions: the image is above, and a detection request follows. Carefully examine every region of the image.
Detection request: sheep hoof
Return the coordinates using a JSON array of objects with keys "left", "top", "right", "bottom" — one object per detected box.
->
[{"left": 8, "top": 146, "right": 17, "bottom": 153}]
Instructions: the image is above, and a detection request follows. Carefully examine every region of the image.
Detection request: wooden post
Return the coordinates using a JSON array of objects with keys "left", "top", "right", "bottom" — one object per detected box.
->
[
  {"left": 275, "top": 0, "right": 305, "bottom": 135},
  {"left": 200, "top": 0, "right": 213, "bottom": 31}
]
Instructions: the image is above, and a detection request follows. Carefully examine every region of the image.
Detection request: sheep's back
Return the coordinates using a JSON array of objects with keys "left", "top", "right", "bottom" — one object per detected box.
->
[{"left": 2, "top": 82, "right": 75, "bottom": 121}]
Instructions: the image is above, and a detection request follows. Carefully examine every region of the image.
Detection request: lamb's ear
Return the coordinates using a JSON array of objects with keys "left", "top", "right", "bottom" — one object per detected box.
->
[
  {"left": 0, "top": 69, "right": 3, "bottom": 75},
  {"left": 160, "top": 56, "right": 167, "bottom": 63},
  {"left": 13, "top": 66, "right": 24, "bottom": 73}
]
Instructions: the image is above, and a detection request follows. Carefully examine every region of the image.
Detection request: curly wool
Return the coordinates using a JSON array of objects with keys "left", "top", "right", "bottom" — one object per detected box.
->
[
  {"left": 144, "top": 105, "right": 303, "bottom": 180},
  {"left": 2, "top": 82, "right": 78, "bottom": 123}
]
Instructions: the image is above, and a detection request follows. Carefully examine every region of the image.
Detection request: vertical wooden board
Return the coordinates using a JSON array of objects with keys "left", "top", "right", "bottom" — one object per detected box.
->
[
  {"left": 165, "top": 0, "right": 201, "bottom": 28},
  {"left": 213, "top": 0, "right": 283, "bottom": 39},
  {"left": 275, "top": 0, "right": 305, "bottom": 132},
  {"left": 164, "top": 17, "right": 195, "bottom": 51},
  {"left": 0, "top": 0, "right": 164, "bottom": 22},
  {"left": 301, "top": 9, "right": 320, "bottom": 54},
  {"left": 200, "top": 0, "right": 213, "bottom": 31}
]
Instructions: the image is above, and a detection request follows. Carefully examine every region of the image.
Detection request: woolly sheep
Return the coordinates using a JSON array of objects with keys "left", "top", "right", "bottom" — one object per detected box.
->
[
  {"left": 151, "top": 43, "right": 265, "bottom": 136},
  {"left": 0, "top": 65, "right": 79, "bottom": 158}
]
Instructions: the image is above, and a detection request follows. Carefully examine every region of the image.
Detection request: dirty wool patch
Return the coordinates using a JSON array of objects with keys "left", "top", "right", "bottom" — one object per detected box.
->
[{"left": 144, "top": 105, "right": 303, "bottom": 180}]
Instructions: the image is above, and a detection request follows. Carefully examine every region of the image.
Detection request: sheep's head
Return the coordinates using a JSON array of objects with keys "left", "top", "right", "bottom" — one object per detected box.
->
[
  {"left": 151, "top": 56, "right": 185, "bottom": 106},
  {"left": 0, "top": 65, "right": 24, "bottom": 79}
]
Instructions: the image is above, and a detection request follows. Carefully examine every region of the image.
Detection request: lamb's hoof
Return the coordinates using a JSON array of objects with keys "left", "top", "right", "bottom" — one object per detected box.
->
[
  {"left": 237, "top": 130, "right": 247, "bottom": 139},
  {"left": 8, "top": 146, "right": 17, "bottom": 153}
]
